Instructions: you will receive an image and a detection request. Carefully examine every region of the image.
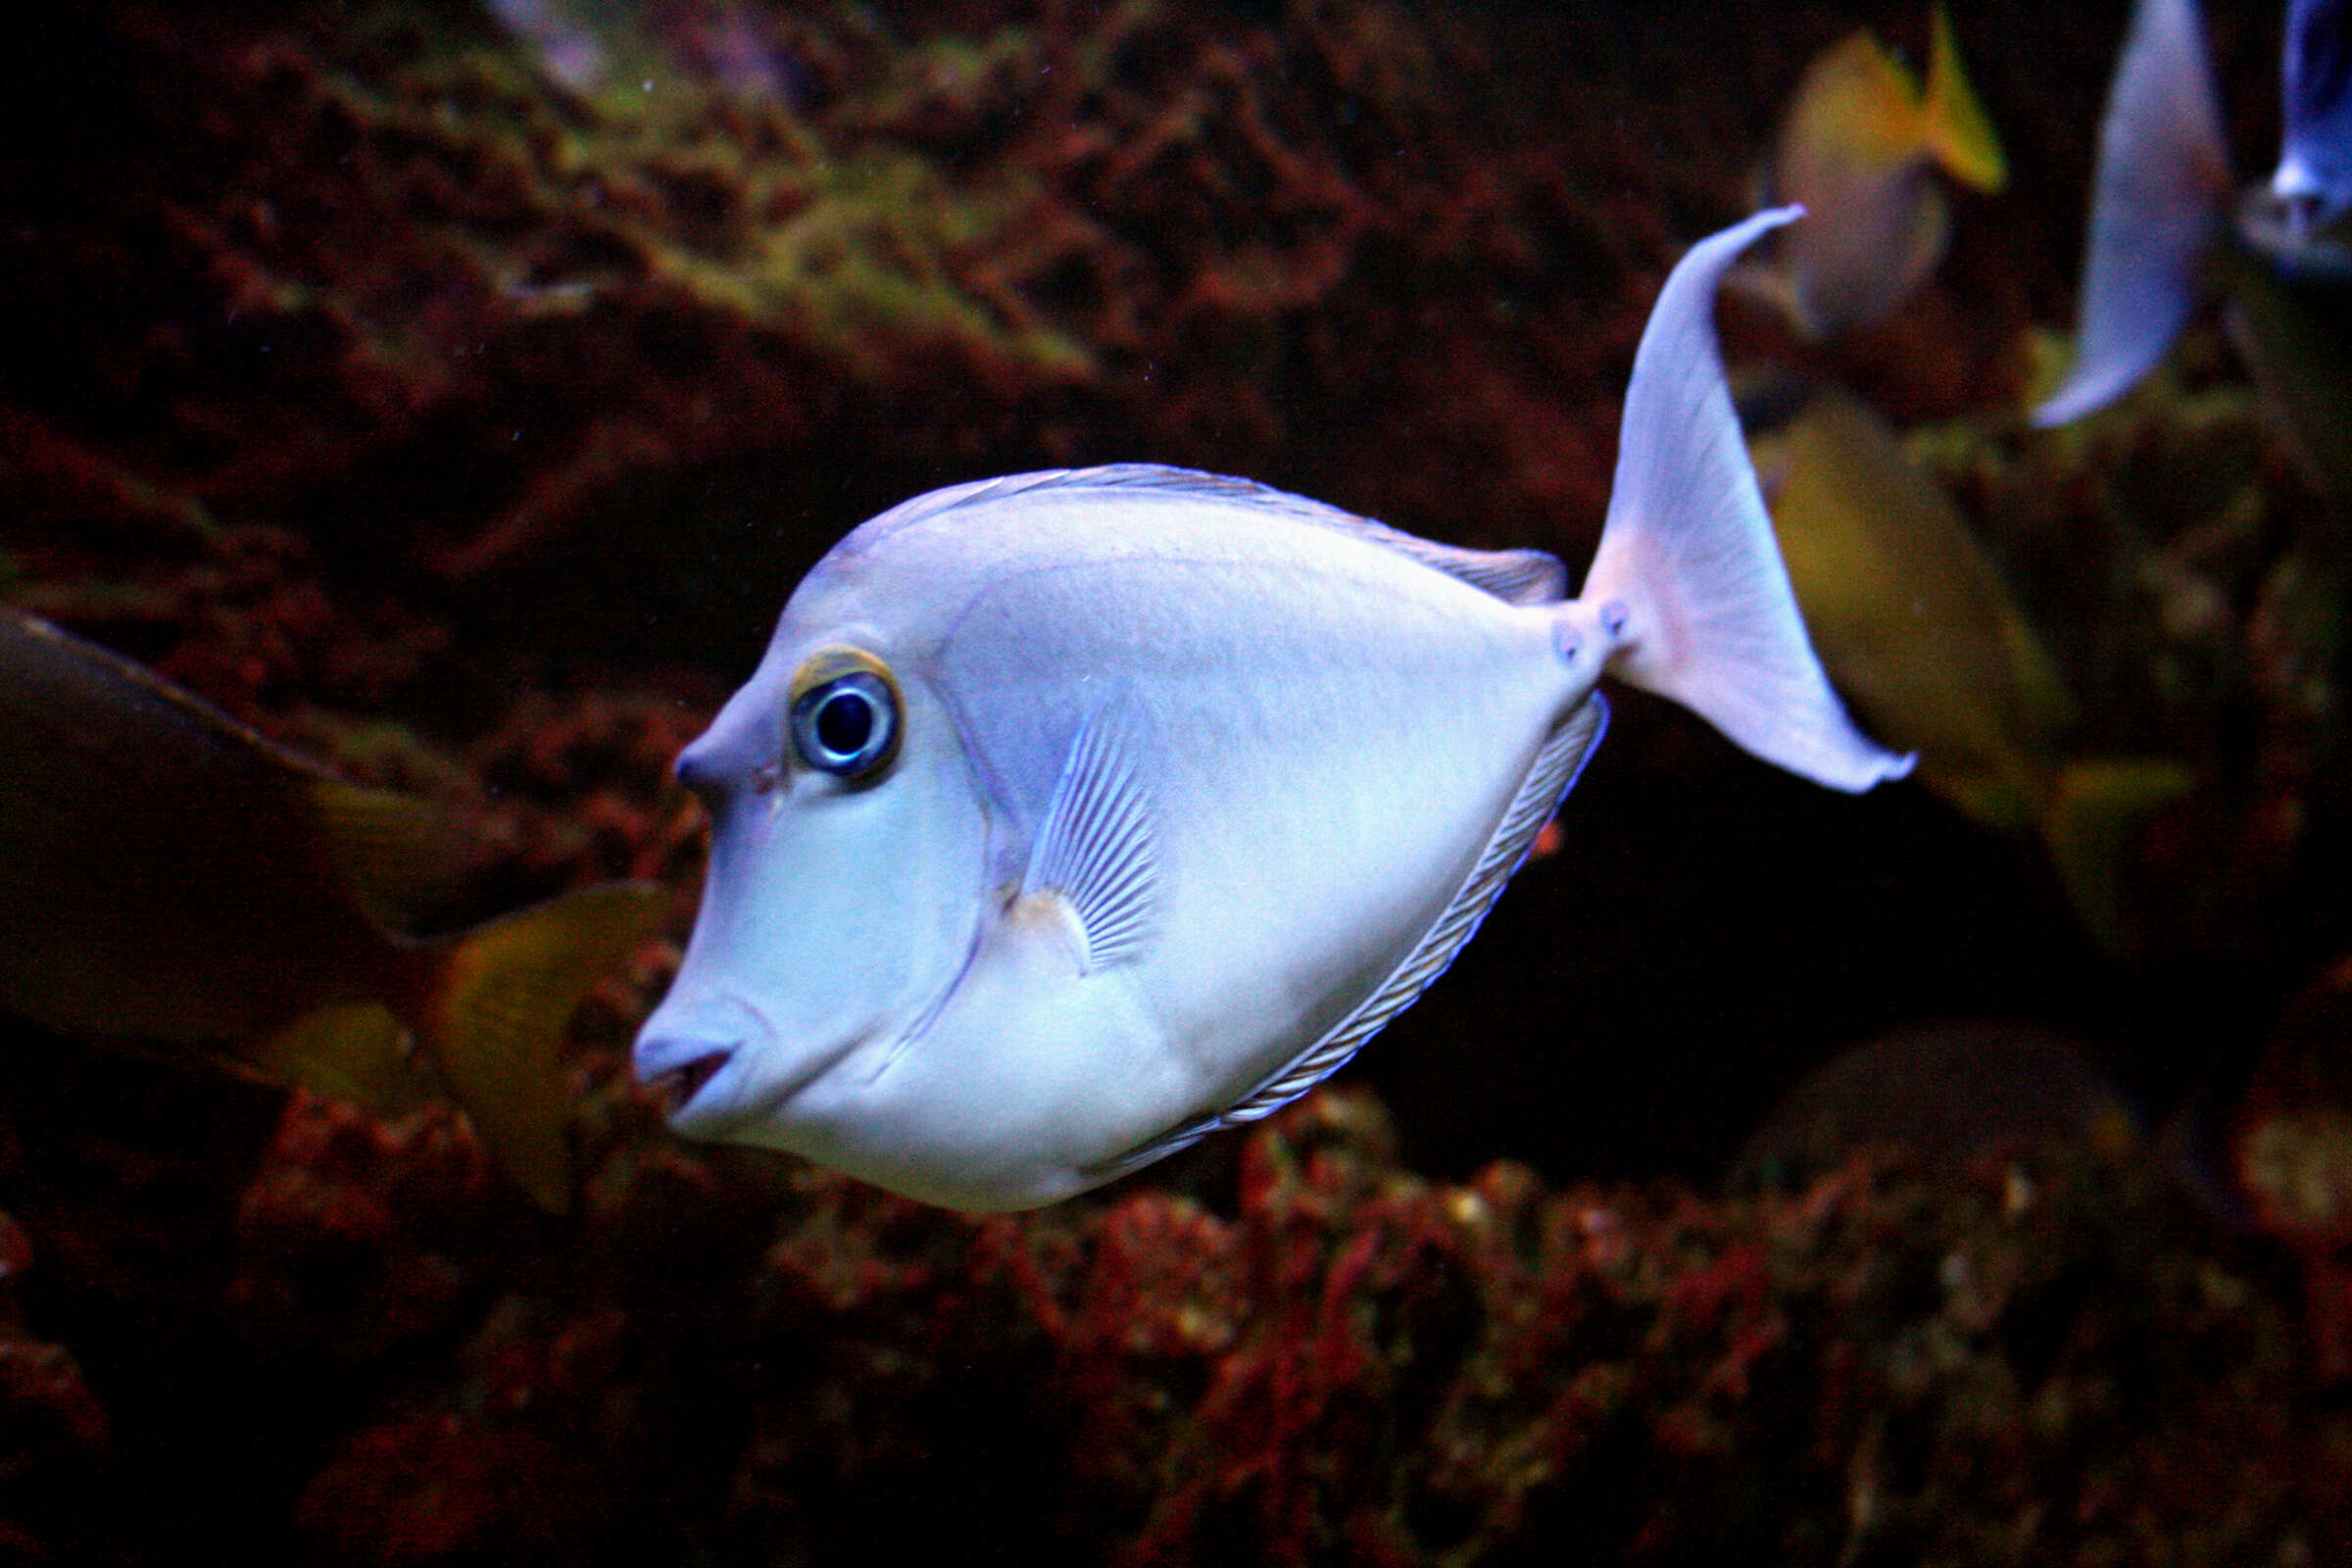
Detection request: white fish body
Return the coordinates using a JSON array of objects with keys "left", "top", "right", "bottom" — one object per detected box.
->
[{"left": 635, "top": 210, "right": 1910, "bottom": 1211}]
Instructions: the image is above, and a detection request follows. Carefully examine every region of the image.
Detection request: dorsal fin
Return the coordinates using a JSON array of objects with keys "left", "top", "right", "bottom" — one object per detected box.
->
[
  {"left": 1022, "top": 696, "right": 1161, "bottom": 971},
  {"left": 871, "top": 465, "right": 1570, "bottom": 607},
  {"left": 1376, "top": 535, "right": 1569, "bottom": 606},
  {"left": 1086, "top": 694, "right": 1610, "bottom": 1181}
]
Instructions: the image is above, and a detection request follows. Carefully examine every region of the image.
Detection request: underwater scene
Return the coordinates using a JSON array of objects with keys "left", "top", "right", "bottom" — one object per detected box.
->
[{"left": 3, "top": 0, "right": 2351, "bottom": 1560}]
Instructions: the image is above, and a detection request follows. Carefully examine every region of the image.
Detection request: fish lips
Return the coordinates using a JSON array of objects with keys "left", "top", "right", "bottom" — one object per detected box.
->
[
  {"left": 633, "top": 990, "right": 856, "bottom": 1136},
  {"left": 633, "top": 1031, "right": 740, "bottom": 1127}
]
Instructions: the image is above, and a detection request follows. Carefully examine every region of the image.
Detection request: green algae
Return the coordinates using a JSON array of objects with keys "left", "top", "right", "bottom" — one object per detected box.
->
[{"left": 276, "top": 8, "right": 1099, "bottom": 392}]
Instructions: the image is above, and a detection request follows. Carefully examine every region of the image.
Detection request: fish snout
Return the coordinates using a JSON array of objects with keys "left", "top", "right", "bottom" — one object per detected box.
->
[
  {"left": 671, "top": 695, "right": 786, "bottom": 803},
  {"left": 672, "top": 734, "right": 731, "bottom": 799}
]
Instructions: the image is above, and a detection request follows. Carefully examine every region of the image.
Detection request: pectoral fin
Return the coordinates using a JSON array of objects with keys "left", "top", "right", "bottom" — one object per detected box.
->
[{"left": 1021, "top": 698, "right": 1161, "bottom": 972}]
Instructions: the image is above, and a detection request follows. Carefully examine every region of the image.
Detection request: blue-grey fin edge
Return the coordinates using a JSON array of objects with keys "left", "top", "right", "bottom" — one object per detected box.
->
[
  {"left": 888, "top": 464, "right": 1570, "bottom": 608},
  {"left": 1082, "top": 692, "right": 1610, "bottom": 1183},
  {"left": 1022, "top": 693, "right": 1160, "bottom": 972}
]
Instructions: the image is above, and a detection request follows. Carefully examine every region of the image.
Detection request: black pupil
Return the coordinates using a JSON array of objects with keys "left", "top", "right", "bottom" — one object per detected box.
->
[{"left": 814, "top": 687, "right": 874, "bottom": 759}]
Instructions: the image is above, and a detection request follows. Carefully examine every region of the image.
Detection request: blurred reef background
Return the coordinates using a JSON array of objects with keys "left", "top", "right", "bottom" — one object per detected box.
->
[{"left": 3, "top": 0, "right": 2352, "bottom": 1561}]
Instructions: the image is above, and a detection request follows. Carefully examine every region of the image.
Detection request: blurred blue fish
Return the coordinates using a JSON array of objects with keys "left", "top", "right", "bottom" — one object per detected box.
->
[
  {"left": 632, "top": 212, "right": 1911, "bottom": 1212},
  {"left": 2276, "top": 0, "right": 2352, "bottom": 238},
  {"left": 484, "top": 0, "right": 808, "bottom": 105},
  {"left": 2036, "top": 0, "right": 2352, "bottom": 425}
]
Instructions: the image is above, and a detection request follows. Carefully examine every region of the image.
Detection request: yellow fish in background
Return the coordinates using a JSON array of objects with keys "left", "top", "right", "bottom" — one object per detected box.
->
[
  {"left": 1746, "top": 4, "right": 2007, "bottom": 339},
  {"left": 0, "top": 607, "right": 667, "bottom": 1211},
  {"left": 1748, "top": 384, "right": 2191, "bottom": 945}
]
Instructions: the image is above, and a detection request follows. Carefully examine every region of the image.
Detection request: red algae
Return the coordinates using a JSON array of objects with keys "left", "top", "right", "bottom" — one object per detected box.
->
[{"left": 209, "top": 1087, "right": 2352, "bottom": 1566}]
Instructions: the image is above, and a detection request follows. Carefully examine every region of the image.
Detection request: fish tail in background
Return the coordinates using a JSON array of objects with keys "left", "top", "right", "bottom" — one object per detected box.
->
[
  {"left": 2033, "top": 0, "right": 2231, "bottom": 426},
  {"left": 1582, "top": 208, "right": 1915, "bottom": 793},
  {"left": 246, "top": 1001, "right": 438, "bottom": 1114},
  {"left": 2038, "top": 757, "right": 2196, "bottom": 952},
  {"left": 416, "top": 881, "right": 669, "bottom": 1211},
  {"left": 1920, "top": 1, "right": 2006, "bottom": 192}
]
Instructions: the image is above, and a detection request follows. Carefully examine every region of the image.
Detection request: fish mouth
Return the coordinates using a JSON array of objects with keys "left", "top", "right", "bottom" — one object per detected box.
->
[{"left": 647, "top": 1049, "right": 733, "bottom": 1119}]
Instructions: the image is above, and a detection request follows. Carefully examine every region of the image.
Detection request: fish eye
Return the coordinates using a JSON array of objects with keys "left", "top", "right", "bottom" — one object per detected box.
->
[{"left": 786, "top": 648, "right": 903, "bottom": 780}]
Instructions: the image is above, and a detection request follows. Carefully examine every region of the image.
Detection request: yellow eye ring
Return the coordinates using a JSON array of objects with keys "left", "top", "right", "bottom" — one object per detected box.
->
[{"left": 786, "top": 648, "right": 903, "bottom": 780}]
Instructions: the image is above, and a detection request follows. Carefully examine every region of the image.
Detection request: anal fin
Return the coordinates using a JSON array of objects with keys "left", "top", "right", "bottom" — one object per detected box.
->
[{"left": 1086, "top": 696, "right": 1610, "bottom": 1182}]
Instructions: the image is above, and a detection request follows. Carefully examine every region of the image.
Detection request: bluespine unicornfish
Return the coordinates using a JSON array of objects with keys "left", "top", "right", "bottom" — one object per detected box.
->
[
  {"left": 1740, "top": 4, "right": 2006, "bottom": 339},
  {"left": 0, "top": 609, "right": 667, "bottom": 1210},
  {"left": 632, "top": 210, "right": 1913, "bottom": 1213},
  {"left": 2035, "top": 0, "right": 2352, "bottom": 427}
]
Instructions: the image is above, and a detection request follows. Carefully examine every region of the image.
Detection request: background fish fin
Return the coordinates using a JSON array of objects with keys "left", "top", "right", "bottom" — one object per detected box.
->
[
  {"left": 1584, "top": 209, "right": 1913, "bottom": 793},
  {"left": 2041, "top": 757, "right": 2195, "bottom": 952},
  {"left": 4, "top": 609, "right": 470, "bottom": 936},
  {"left": 1022, "top": 697, "right": 1161, "bottom": 972},
  {"left": 245, "top": 1000, "right": 436, "bottom": 1115},
  {"left": 420, "top": 880, "right": 668, "bottom": 1211},
  {"left": 2001, "top": 610, "right": 2080, "bottom": 741},
  {"left": 307, "top": 778, "right": 467, "bottom": 935},
  {"left": 1171, "top": 695, "right": 1609, "bottom": 1151},
  {"left": 2033, "top": 0, "right": 2230, "bottom": 426},
  {"left": 1797, "top": 33, "right": 1926, "bottom": 164},
  {"left": 1922, "top": 2, "right": 2006, "bottom": 192}
]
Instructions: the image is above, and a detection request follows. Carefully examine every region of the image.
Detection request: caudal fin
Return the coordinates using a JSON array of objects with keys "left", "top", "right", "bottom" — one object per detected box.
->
[
  {"left": 1583, "top": 208, "right": 1914, "bottom": 793},
  {"left": 2033, "top": 0, "right": 2230, "bottom": 426},
  {"left": 421, "top": 880, "right": 668, "bottom": 1211}
]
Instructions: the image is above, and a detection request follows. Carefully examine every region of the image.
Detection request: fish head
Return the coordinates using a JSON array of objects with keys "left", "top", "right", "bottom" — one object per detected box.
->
[{"left": 634, "top": 609, "right": 989, "bottom": 1152}]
